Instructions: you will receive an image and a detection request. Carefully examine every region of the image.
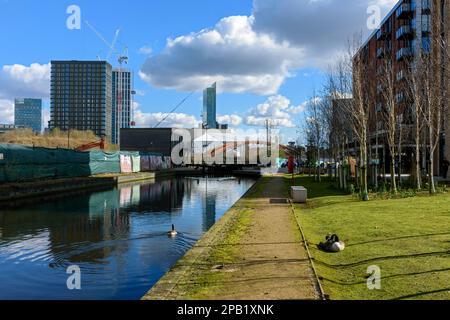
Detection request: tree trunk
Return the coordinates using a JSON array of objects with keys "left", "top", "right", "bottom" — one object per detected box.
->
[
  {"left": 429, "top": 158, "right": 436, "bottom": 194},
  {"left": 334, "top": 158, "right": 338, "bottom": 181},
  {"left": 361, "top": 165, "right": 368, "bottom": 200},
  {"left": 397, "top": 126, "right": 403, "bottom": 189},
  {"left": 343, "top": 165, "right": 347, "bottom": 190},
  {"left": 317, "top": 149, "right": 321, "bottom": 182},
  {"left": 382, "top": 146, "right": 386, "bottom": 183},
  {"left": 429, "top": 121, "right": 437, "bottom": 194},
  {"left": 415, "top": 145, "right": 422, "bottom": 190},
  {"left": 391, "top": 157, "right": 397, "bottom": 193},
  {"left": 374, "top": 162, "right": 378, "bottom": 190},
  {"left": 360, "top": 135, "right": 369, "bottom": 201}
]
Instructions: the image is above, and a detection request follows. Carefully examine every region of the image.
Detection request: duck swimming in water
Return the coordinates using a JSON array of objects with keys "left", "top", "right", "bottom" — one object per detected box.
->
[{"left": 168, "top": 224, "right": 178, "bottom": 237}]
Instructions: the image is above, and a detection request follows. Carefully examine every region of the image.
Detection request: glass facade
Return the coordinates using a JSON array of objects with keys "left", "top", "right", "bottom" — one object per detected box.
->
[
  {"left": 49, "top": 61, "right": 112, "bottom": 142},
  {"left": 112, "top": 69, "right": 132, "bottom": 145},
  {"left": 14, "top": 98, "right": 42, "bottom": 133},
  {"left": 203, "top": 83, "right": 217, "bottom": 129}
]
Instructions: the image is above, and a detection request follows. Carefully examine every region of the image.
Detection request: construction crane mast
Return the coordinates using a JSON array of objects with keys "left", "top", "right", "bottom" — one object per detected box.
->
[{"left": 84, "top": 21, "right": 134, "bottom": 148}]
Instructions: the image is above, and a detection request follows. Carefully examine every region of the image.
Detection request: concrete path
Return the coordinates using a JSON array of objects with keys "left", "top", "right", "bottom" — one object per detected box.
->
[{"left": 143, "top": 175, "right": 320, "bottom": 300}]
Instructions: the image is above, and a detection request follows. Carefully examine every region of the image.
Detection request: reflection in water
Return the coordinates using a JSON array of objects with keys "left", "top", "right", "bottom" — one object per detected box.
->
[{"left": 0, "top": 176, "right": 255, "bottom": 300}]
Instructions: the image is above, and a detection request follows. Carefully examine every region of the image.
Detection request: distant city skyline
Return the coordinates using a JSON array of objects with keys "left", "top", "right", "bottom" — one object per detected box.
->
[
  {"left": 203, "top": 83, "right": 217, "bottom": 129},
  {"left": 0, "top": 0, "right": 398, "bottom": 142},
  {"left": 14, "top": 98, "right": 42, "bottom": 133}
]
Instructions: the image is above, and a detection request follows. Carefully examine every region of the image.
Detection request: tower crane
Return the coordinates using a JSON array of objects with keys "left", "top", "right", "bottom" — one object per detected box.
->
[
  {"left": 84, "top": 21, "right": 194, "bottom": 136},
  {"left": 84, "top": 21, "right": 134, "bottom": 148}
]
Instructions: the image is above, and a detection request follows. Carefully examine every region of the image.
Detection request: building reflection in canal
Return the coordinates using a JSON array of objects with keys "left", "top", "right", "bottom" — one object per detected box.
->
[{"left": 0, "top": 176, "right": 255, "bottom": 300}]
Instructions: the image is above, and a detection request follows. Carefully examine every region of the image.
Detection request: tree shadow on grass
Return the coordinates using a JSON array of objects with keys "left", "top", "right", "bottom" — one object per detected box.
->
[
  {"left": 178, "top": 258, "right": 310, "bottom": 269},
  {"left": 196, "top": 241, "right": 301, "bottom": 248},
  {"left": 174, "top": 275, "right": 314, "bottom": 286},
  {"left": 347, "top": 231, "right": 450, "bottom": 247},
  {"left": 321, "top": 266, "right": 450, "bottom": 286},
  {"left": 390, "top": 288, "right": 450, "bottom": 300},
  {"left": 313, "top": 250, "right": 450, "bottom": 269}
]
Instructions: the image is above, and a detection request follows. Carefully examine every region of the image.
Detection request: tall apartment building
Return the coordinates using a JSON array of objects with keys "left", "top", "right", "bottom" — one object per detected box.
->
[
  {"left": 112, "top": 68, "right": 133, "bottom": 145},
  {"left": 203, "top": 83, "right": 217, "bottom": 129},
  {"left": 14, "top": 98, "right": 42, "bottom": 133},
  {"left": 356, "top": 0, "right": 450, "bottom": 177},
  {"left": 49, "top": 61, "right": 113, "bottom": 142}
]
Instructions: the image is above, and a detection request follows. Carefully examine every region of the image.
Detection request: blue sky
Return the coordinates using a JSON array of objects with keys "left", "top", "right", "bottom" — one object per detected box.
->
[{"left": 0, "top": 0, "right": 396, "bottom": 142}]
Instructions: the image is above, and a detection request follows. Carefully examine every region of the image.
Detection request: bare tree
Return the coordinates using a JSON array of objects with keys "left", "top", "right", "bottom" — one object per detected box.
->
[
  {"left": 304, "top": 127, "right": 316, "bottom": 177},
  {"left": 305, "top": 92, "right": 325, "bottom": 182},
  {"left": 324, "top": 44, "right": 367, "bottom": 195},
  {"left": 422, "top": 59, "right": 440, "bottom": 193},
  {"left": 323, "top": 67, "right": 350, "bottom": 183},
  {"left": 338, "top": 35, "right": 371, "bottom": 200},
  {"left": 378, "top": 57, "right": 398, "bottom": 193},
  {"left": 318, "top": 96, "right": 333, "bottom": 179},
  {"left": 420, "top": 2, "right": 449, "bottom": 194},
  {"left": 406, "top": 56, "right": 426, "bottom": 190}
]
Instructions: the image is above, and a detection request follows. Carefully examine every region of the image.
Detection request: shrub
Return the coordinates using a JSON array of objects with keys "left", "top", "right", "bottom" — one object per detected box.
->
[
  {"left": 348, "top": 184, "right": 355, "bottom": 195},
  {"left": 0, "top": 129, "right": 113, "bottom": 151}
]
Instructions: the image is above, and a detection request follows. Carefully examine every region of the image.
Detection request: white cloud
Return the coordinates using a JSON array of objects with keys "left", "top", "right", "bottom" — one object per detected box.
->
[
  {"left": 293, "top": 96, "right": 323, "bottom": 116},
  {"left": 244, "top": 94, "right": 305, "bottom": 128},
  {"left": 0, "top": 99, "right": 14, "bottom": 124},
  {"left": 288, "top": 102, "right": 307, "bottom": 115},
  {"left": 217, "top": 114, "right": 243, "bottom": 127},
  {"left": 134, "top": 111, "right": 200, "bottom": 128},
  {"left": 138, "top": 46, "right": 153, "bottom": 55},
  {"left": 134, "top": 89, "right": 146, "bottom": 96},
  {"left": 249, "top": 95, "right": 290, "bottom": 119},
  {"left": 132, "top": 101, "right": 140, "bottom": 111},
  {"left": 133, "top": 101, "right": 200, "bottom": 128},
  {"left": 140, "top": 0, "right": 398, "bottom": 95},
  {"left": 140, "top": 15, "right": 302, "bottom": 95},
  {"left": 252, "top": 0, "right": 397, "bottom": 67},
  {"left": 0, "top": 63, "right": 50, "bottom": 100},
  {"left": 246, "top": 115, "right": 296, "bottom": 128},
  {"left": 43, "top": 108, "right": 50, "bottom": 128}
]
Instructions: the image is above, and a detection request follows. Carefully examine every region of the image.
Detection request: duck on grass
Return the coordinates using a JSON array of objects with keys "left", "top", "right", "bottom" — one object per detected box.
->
[{"left": 318, "top": 234, "right": 346, "bottom": 253}]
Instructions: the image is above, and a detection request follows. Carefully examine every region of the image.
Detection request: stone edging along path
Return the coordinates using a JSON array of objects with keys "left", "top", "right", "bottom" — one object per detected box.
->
[{"left": 143, "top": 175, "right": 321, "bottom": 300}]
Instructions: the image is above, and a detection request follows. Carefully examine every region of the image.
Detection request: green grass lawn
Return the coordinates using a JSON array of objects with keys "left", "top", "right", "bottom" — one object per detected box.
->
[{"left": 285, "top": 175, "right": 450, "bottom": 300}]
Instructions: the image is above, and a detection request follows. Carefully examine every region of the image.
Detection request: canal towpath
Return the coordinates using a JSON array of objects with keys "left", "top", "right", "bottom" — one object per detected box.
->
[{"left": 143, "top": 175, "right": 321, "bottom": 300}]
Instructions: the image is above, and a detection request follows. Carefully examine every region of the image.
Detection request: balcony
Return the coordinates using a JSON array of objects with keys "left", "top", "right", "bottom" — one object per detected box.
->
[
  {"left": 377, "top": 84, "right": 383, "bottom": 94},
  {"left": 396, "top": 3, "right": 415, "bottom": 19},
  {"left": 396, "top": 47, "right": 413, "bottom": 61},
  {"left": 376, "top": 29, "right": 385, "bottom": 40},
  {"left": 376, "top": 103, "right": 383, "bottom": 113},
  {"left": 377, "top": 47, "right": 386, "bottom": 59},
  {"left": 396, "top": 92, "right": 405, "bottom": 103},
  {"left": 421, "top": 0, "right": 431, "bottom": 13},
  {"left": 396, "top": 25, "right": 413, "bottom": 40},
  {"left": 422, "top": 23, "right": 431, "bottom": 34},
  {"left": 396, "top": 70, "right": 406, "bottom": 81}
]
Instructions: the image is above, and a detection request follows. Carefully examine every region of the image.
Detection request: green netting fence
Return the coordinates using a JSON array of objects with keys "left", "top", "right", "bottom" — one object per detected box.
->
[{"left": 0, "top": 144, "right": 169, "bottom": 183}]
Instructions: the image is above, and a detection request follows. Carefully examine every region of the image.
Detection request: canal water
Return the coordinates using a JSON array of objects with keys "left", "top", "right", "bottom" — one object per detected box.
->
[{"left": 0, "top": 176, "right": 256, "bottom": 300}]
